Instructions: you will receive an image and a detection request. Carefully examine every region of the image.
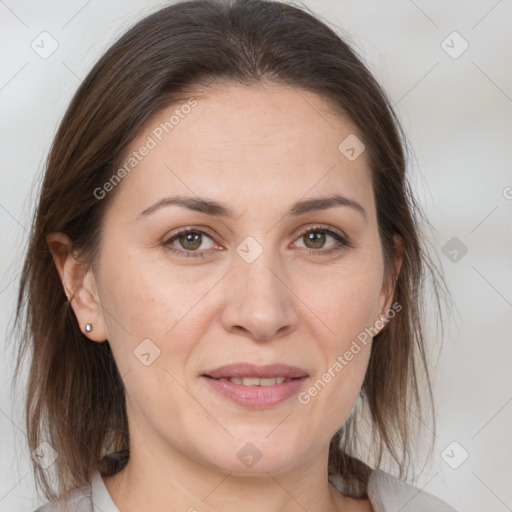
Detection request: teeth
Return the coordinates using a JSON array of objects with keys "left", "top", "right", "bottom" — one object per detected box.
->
[
  {"left": 259, "top": 378, "right": 277, "bottom": 386},
  {"left": 243, "top": 377, "right": 261, "bottom": 386},
  {"left": 224, "top": 376, "right": 289, "bottom": 386}
]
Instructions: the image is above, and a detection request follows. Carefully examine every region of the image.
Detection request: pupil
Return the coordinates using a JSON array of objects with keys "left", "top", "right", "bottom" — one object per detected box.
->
[
  {"left": 306, "top": 231, "right": 325, "bottom": 248},
  {"left": 181, "top": 233, "right": 201, "bottom": 250}
]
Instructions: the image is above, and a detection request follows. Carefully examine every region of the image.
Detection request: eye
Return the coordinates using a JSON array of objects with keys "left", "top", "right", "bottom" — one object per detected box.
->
[
  {"left": 163, "top": 228, "right": 217, "bottom": 258},
  {"left": 293, "top": 226, "right": 352, "bottom": 255},
  {"left": 163, "top": 225, "right": 353, "bottom": 259}
]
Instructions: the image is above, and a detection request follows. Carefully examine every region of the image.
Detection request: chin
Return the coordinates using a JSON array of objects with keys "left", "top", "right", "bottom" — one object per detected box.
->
[{"left": 198, "top": 436, "right": 308, "bottom": 476}]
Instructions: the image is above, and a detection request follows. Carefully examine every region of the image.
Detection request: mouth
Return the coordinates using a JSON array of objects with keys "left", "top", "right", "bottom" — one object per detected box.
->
[{"left": 201, "top": 363, "right": 309, "bottom": 408}]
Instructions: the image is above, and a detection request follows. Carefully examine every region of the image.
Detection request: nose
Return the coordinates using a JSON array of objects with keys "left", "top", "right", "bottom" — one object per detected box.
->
[{"left": 220, "top": 252, "right": 299, "bottom": 342}]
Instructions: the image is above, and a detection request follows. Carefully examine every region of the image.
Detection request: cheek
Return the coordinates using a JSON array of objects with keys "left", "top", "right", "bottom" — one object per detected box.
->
[
  {"left": 96, "top": 258, "right": 210, "bottom": 419},
  {"left": 99, "top": 250, "right": 219, "bottom": 339},
  {"left": 292, "top": 254, "right": 382, "bottom": 411},
  {"left": 294, "top": 259, "right": 384, "bottom": 345},
  {"left": 95, "top": 257, "right": 212, "bottom": 387}
]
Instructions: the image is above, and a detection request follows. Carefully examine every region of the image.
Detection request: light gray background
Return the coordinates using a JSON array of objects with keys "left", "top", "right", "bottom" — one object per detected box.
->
[{"left": 1, "top": 1, "right": 511, "bottom": 511}]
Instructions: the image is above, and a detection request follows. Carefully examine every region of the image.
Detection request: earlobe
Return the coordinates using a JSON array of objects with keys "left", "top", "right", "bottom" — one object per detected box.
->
[{"left": 46, "top": 232, "right": 108, "bottom": 342}]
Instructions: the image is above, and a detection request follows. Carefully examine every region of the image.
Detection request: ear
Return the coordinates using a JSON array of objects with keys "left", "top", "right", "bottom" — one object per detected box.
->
[
  {"left": 46, "top": 232, "right": 108, "bottom": 342},
  {"left": 376, "top": 233, "right": 404, "bottom": 332}
]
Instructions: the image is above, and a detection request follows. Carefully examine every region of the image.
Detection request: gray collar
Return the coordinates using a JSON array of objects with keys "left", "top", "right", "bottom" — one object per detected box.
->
[{"left": 84, "top": 467, "right": 457, "bottom": 512}]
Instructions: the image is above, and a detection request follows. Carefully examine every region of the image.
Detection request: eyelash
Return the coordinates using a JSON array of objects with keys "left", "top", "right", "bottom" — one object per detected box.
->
[{"left": 163, "top": 226, "right": 353, "bottom": 259}]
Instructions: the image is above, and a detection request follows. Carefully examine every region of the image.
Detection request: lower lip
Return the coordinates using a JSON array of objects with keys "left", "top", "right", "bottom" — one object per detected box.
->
[{"left": 202, "top": 376, "right": 308, "bottom": 408}]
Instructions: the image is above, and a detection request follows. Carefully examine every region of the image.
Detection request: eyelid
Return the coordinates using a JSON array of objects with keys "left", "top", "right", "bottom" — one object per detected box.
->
[
  {"left": 164, "top": 225, "right": 218, "bottom": 244},
  {"left": 292, "top": 223, "right": 348, "bottom": 241}
]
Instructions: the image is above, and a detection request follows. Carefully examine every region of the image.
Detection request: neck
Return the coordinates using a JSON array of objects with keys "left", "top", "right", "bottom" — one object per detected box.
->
[{"left": 102, "top": 432, "right": 354, "bottom": 512}]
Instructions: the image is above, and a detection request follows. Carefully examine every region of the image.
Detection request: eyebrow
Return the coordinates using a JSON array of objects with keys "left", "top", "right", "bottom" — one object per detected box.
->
[{"left": 136, "top": 194, "right": 367, "bottom": 222}]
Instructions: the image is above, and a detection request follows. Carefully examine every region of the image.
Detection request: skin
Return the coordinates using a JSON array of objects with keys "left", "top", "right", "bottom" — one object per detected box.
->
[{"left": 48, "top": 81, "right": 402, "bottom": 512}]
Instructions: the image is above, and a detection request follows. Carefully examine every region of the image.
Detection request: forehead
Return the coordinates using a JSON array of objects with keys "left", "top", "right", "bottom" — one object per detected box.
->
[{"left": 107, "top": 82, "right": 374, "bottom": 219}]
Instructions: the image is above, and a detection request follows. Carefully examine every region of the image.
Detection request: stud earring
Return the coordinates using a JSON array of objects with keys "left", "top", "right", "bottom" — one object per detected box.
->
[{"left": 85, "top": 323, "right": 93, "bottom": 333}]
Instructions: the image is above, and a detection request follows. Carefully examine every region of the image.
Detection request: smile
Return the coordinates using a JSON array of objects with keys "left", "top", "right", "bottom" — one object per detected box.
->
[{"left": 201, "top": 363, "right": 309, "bottom": 408}]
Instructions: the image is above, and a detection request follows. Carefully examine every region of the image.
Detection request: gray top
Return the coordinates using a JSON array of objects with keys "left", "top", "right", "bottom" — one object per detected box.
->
[{"left": 34, "top": 468, "right": 458, "bottom": 511}]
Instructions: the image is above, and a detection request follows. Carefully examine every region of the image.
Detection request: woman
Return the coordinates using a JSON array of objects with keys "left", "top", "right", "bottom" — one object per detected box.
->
[{"left": 12, "top": 0, "right": 456, "bottom": 510}]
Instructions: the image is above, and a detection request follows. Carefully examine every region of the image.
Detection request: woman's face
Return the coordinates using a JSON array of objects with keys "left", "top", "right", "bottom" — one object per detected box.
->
[{"left": 82, "top": 82, "right": 399, "bottom": 475}]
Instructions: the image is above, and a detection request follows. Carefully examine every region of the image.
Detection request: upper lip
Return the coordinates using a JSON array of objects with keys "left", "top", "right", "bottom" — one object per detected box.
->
[{"left": 203, "top": 363, "right": 309, "bottom": 379}]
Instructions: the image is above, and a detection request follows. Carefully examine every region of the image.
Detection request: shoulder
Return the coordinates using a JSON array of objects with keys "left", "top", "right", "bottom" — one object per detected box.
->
[
  {"left": 368, "top": 469, "right": 458, "bottom": 512},
  {"left": 32, "top": 481, "right": 93, "bottom": 512}
]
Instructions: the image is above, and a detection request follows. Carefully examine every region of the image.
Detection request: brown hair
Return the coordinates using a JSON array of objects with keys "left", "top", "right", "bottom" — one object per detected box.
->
[{"left": 10, "top": 0, "right": 451, "bottom": 501}]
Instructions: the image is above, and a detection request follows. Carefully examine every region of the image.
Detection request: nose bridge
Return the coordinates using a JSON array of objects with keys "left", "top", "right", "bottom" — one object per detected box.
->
[{"left": 220, "top": 237, "right": 298, "bottom": 340}]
